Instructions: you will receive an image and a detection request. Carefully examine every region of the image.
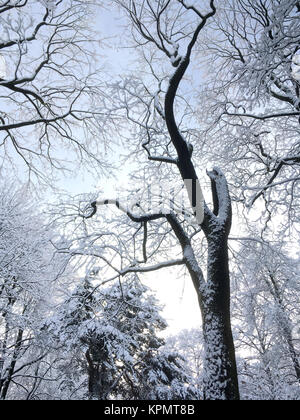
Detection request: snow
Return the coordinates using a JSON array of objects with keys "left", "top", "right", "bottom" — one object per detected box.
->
[
  {"left": 183, "top": 245, "right": 201, "bottom": 274},
  {"left": 0, "top": 54, "right": 6, "bottom": 79}
]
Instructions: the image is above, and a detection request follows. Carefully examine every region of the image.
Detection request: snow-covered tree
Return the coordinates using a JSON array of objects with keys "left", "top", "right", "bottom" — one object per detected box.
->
[
  {"left": 54, "top": 0, "right": 241, "bottom": 400},
  {"left": 165, "top": 328, "right": 204, "bottom": 399},
  {"left": 0, "top": 186, "right": 64, "bottom": 400},
  {"left": 197, "top": 0, "right": 300, "bottom": 230},
  {"left": 1, "top": 0, "right": 298, "bottom": 401},
  {"left": 231, "top": 237, "right": 300, "bottom": 399},
  {"left": 0, "top": 0, "right": 111, "bottom": 183},
  {"left": 46, "top": 275, "right": 195, "bottom": 400}
]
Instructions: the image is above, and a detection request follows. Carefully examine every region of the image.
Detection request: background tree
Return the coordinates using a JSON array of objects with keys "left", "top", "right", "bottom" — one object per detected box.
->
[
  {"left": 164, "top": 328, "right": 204, "bottom": 399},
  {"left": 197, "top": 0, "right": 300, "bottom": 231},
  {"left": 0, "top": 186, "right": 64, "bottom": 400},
  {"left": 0, "top": 0, "right": 111, "bottom": 183},
  {"left": 46, "top": 275, "right": 195, "bottom": 400},
  {"left": 230, "top": 236, "right": 300, "bottom": 399}
]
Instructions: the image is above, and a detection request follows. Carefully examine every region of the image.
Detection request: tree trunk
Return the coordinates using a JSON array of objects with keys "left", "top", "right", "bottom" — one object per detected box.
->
[
  {"left": 167, "top": 169, "right": 240, "bottom": 400},
  {"left": 201, "top": 235, "right": 240, "bottom": 400},
  {"left": 88, "top": 366, "right": 102, "bottom": 400},
  {"left": 86, "top": 350, "right": 102, "bottom": 400},
  {"left": 268, "top": 274, "right": 300, "bottom": 384},
  {"left": 86, "top": 350, "right": 110, "bottom": 400},
  {"left": 0, "top": 328, "right": 24, "bottom": 400}
]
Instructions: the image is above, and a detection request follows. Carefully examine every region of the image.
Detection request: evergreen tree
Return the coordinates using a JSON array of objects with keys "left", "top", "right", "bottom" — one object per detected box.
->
[{"left": 46, "top": 276, "right": 195, "bottom": 400}]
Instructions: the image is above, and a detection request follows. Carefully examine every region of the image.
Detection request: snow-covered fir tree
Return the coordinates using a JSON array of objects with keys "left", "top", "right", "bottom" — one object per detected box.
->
[{"left": 45, "top": 275, "right": 196, "bottom": 400}]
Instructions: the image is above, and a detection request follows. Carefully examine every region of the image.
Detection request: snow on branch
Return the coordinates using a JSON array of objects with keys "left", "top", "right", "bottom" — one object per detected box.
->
[
  {"left": 84, "top": 199, "right": 169, "bottom": 224},
  {"left": 206, "top": 167, "right": 231, "bottom": 225},
  {"left": 120, "top": 259, "right": 185, "bottom": 275}
]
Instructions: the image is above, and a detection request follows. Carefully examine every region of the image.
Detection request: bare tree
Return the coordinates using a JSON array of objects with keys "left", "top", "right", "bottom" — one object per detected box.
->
[
  {"left": 56, "top": 0, "right": 240, "bottom": 400},
  {"left": 231, "top": 237, "right": 300, "bottom": 395},
  {"left": 196, "top": 0, "right": 300, "bottom": 229},
  {"left": 0, "top": 0, "right": 111, "bottom": 183},
  {"left": 0, "top": 186, "right": 63, "bottom": 400}
]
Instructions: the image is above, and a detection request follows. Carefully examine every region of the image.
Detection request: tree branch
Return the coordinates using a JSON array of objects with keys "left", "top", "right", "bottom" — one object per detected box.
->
[
  {"left": 120, "top": 259, "right": 185, "bottom": 275},
  {"left": 84, "top": 199, "right": 169, "bottom": 223}
]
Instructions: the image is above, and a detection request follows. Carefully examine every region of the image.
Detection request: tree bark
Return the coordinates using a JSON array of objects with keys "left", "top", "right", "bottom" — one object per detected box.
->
[
  {"left": 0, "top": 328, "right": 24, "bottom": 400},
  {"left": 86, "top": 350, "right": 101, "bottom": 400},
  {"left": 201, "top": 234, "right": 240, "bottom": 400},
  {"left": 88, "top": 367, "right": 102, "bottom": 400},
  {"left": 86, "top": 350, "right": 111, "bottom": 400},
  {"left": 166, "top": 174, "right": 240, "bottom": 400}
]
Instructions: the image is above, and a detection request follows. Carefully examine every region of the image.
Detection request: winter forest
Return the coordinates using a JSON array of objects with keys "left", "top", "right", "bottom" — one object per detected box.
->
[{"left": 0, "top": 0, "right": 299, "bottom": 401}]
